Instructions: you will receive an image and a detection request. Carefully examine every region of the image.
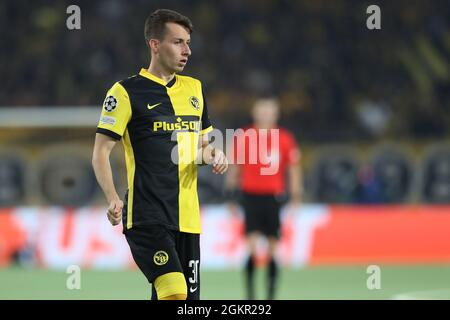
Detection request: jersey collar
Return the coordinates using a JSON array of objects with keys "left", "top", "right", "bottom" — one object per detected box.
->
[{"left": 139, "top": 68, "right": 177, "bottom": 88}]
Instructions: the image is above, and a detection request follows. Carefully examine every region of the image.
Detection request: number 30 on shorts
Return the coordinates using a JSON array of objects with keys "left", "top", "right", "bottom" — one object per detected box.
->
[{"left": 188, "top": 260, "right": 199, "bottom": 292}]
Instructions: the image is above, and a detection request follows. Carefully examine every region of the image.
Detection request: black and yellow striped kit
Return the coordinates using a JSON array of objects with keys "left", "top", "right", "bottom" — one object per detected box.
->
[{"left": 97, "top": 68, "right": 213, "bottom": 233}]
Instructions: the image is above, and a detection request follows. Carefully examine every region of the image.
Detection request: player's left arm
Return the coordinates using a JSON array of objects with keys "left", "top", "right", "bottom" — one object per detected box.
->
[
  {"left": 287, "top": 137, "right": 303, "bottom": 206},
  {"left": 288, "top": 161, "right": 303, "bottom": 205},
  {"left": 196, "top": 82, "right": 228, "bottom": 174},
  {"left": 198, "top": 133, "right": 228, "bottom": 174}
]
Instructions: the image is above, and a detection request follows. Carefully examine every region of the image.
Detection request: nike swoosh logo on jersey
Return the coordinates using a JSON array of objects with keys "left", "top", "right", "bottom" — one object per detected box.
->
[
  {"left": 189, "top": 286, "right": 198, "bottom": 293},
  {"left": 147, "top": 102, "right": 162, "bottom": 110}
]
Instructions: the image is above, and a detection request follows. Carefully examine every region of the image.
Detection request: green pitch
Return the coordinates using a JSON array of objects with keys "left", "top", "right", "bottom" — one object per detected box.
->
[{"left": 0, "top": 265, "right": 449, "bottom": 300}]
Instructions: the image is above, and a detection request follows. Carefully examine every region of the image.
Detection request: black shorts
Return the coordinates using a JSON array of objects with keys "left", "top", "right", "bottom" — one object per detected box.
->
[
  {"left": 241, "top": 192, "right": 282, "bottom": 238},
  {"left": 123, "top": 224, "right": 200, "bottom": 300}
]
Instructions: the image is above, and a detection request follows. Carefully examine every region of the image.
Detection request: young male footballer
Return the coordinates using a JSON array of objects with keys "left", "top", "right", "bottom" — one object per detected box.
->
[{"left": 92, "top": 9, "right": 228, "bottom": 300}]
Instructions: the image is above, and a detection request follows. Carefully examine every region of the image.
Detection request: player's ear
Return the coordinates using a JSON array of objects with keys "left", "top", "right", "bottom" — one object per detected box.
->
[{"left": 149, "top": 39, "right": 160, "bottom": 54}]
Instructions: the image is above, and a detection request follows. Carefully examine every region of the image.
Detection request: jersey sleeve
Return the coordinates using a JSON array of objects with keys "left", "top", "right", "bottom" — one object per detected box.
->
[
  {"left": 199, "top": 85, "right": 213, "bottom": 135},
  {"left": 96, "top": 82, "right": 132, "bottom": 140}
]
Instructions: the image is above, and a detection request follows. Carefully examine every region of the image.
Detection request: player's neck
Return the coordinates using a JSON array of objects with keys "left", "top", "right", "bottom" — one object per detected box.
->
[
  {"left": 255, "top": 123, "right": 276, "bottom": 130},
  {"left": 147, "top": 64, "right": 175, "bottom": 84}
]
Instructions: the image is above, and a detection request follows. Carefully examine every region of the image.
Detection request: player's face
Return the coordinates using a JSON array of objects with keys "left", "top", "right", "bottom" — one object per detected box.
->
[
  {"left": 252, "top": 100, "right": 280, "bottom": 129},
  {"left": 157, "top": 22, "right": 191, "bottom": 74}
]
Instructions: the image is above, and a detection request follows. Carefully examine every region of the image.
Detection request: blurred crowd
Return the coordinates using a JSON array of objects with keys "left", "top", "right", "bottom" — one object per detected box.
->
[{"left": 1, "top": 0, "right": 449, "bottom": 142}]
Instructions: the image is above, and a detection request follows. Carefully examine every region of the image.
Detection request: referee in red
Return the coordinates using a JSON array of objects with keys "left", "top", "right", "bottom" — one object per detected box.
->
[{"left": 225, "top": 97, "right": 303, "bottom": 300}]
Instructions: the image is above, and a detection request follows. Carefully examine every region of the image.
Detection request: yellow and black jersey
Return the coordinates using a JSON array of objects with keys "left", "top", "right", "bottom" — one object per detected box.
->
[{"left": 97, "top": 68, "right": 213, "bottom": 234}]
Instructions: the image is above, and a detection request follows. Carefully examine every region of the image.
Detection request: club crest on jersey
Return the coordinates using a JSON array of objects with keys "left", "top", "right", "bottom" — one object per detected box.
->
[
  {"left": 189, "top": 96, "right": 200, "bottom": 110},
  {"left": 153, "top": 251, "right": 169, "bottom": 266},
  {"left": 103, "top": 96, "right": 118, "bottom": 112}
]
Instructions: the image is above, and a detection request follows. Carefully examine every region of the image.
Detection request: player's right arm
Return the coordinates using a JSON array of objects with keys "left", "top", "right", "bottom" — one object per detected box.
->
[
  {"left": 92, "top": 133, "right": 123, "bottom": 226},
  {"left": 224, "top": 164, "right": 240, "bottom": 195},
  {"left": 285, "top": 133, "right": 303, "bottom": 208},
  {"left": 223, "top": 132, "right": 241, "bottom": 217},
  {"left": 224, "top": 164, "right": 241, "bottom": 217},
  {"left": 92, "top": 82, "right": 131, "bottom": 226},
  {"left": 224, "top": 132, "right": 241, "bottom": 198}
]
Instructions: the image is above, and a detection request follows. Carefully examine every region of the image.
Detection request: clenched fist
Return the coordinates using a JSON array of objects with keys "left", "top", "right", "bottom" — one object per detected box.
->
[{"left": 107, "top": 199, "right": 123, "bottom": 226}]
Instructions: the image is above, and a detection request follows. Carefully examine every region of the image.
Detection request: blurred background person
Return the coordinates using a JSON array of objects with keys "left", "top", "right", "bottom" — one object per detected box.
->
[{"left": 225, "top": 97, "right": 302, "bottom": 300}]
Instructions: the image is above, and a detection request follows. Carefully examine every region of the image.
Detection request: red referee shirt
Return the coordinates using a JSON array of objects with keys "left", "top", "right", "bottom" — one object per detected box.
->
[{"left": 232, "top": 126, "right": 300, "bottom": 195}]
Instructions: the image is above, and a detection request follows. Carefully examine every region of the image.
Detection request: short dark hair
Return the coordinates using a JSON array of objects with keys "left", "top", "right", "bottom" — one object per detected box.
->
[{"left": 144, "top": 9, "right": 193, "bottom": 43}]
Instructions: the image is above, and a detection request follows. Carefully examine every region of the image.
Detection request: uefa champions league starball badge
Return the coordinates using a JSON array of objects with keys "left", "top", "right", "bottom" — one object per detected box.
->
[{"left": 103, "top": 96, "right": 118, "bottom": 112}]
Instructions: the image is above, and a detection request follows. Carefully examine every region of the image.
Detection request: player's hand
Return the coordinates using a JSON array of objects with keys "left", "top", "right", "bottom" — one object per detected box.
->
[
  {"left": 286, "top": 194, "right": 301, "bottom": 213},
  {"left": 107, "top": 199, "right": 123, "bottom": 226},
  {"left": 226, "top": 201, "right": 240, "bottom": 218},
  {"left": 210, "top": 148, "right": 228, "bottom": 174}
]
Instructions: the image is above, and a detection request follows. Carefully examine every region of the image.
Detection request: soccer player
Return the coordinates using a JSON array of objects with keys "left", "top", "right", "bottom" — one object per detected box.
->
[
  {"left": 92, "top": 9, "right": 228, "bottom": 300},
  {"left": 225, "top": 97, "right": 302, "bottom": 300}
]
